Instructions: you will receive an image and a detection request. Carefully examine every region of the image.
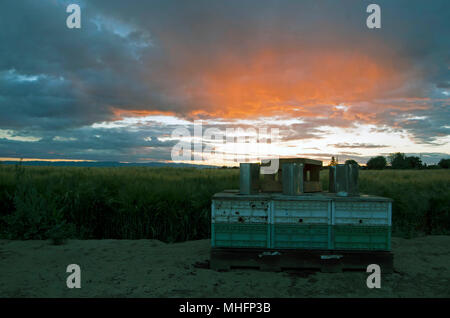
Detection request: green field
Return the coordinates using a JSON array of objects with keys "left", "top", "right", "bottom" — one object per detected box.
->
[{"left": 0, "top": 165, "right": 449, "bottom": 242}]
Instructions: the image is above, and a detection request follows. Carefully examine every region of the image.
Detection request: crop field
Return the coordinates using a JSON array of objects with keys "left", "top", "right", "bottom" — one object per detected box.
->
[{"left": 0, "top": 165, "right": 449, "bottom": 243}]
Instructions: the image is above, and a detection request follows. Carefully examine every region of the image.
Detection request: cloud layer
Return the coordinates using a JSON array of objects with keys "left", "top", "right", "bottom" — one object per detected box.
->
[{"left": 0, "top": 0, "right": 449, "bottom": 163}]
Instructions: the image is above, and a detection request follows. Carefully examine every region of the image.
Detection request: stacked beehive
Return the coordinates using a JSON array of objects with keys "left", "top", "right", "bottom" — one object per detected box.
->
[
  {"left": 211, "top": 191, "right": 271, "bottom": 248},
  {"left": 270, "top": 194, "right": 332, "bottom": 249},
  {"left": 211, "top": 159, "right": 392, "bottom": 251},
  {"left": 331, "top": 195, "right": 391, "bottom": 250}
]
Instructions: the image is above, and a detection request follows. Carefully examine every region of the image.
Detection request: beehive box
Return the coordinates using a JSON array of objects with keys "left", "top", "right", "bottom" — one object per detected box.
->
[
  {"left": 259, "top": 158, "right": 322, "bottom": 193},
  {"left": 271, "top": 194, "right": 331, "bottom": 224},
  {"left": 329, "top": 164, "right": 359, "bottom": 196},
  {"left": 211, "top": 191, "right": 271, "bottom": 248},
  {"left": 212, "top": 223, "right": 270, "bottom": 248},
  {"left": 271, "top": 224, "right": 330, "bottom": 249},
  {"left": 211, "top": 191, "right": 392, "bottom": 251},
  {"left": 332, "top": 225, "right": 391, "bottom": 250},
  {"left": 331, "top": 195, "right": 392, "bottom": 226},
  {"left": 329, "top": 194, "right": 392, "bottom": 250},
  {"left": 270, "top": 194, "right": 332, "bottom": 249}
]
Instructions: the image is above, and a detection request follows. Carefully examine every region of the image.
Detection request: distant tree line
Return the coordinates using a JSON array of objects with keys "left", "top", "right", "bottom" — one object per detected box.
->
[{"left": 364, "top": 153, "right": 450, "bottom": 170}]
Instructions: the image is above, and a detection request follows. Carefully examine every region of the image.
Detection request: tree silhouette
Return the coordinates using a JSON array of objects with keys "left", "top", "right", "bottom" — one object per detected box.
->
[
  {"left": 366, "top": 156, "right": 387, "bottom": 170},
  {"left": 345, "top": 159, "right": 359, "bottom": 166},
  {"left": 438, "top": 159, "right": 450, "bottom": 169},
  {"left": 329, "top": 156, "right": 338, "bottom": 166}
]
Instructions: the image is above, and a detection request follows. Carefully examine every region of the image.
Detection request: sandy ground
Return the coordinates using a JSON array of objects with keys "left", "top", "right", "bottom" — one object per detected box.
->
[{"left": 0, "top": 236, "right": 449, "bottom": 298}]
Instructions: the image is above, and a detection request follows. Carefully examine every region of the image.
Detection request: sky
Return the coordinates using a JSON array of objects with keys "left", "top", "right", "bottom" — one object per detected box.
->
[{"left": 0, "top": 0, "right": 449, "bottom": 165}]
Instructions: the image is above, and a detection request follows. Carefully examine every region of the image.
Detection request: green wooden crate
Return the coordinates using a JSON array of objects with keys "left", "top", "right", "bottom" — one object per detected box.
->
[
  {"left": 333, "top": 225, "right": 391, "bottom": 250},
  {"left": 211, "top": 223, "right": 270, "bottom": 248},
  {"left": 270, "top": 224, "right": 330, "bottom": 249}
]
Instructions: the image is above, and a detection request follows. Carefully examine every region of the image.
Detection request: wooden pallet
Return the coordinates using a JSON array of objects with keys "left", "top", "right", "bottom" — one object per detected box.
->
[{"left": 210, "top": 247, "right": 393, "bottom": 273}]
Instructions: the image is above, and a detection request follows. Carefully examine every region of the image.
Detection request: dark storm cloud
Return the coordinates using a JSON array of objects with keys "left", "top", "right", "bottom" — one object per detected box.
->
[
  {"left": 0, "top": 0, "right": 156, "bottom": 130},
  {"left": 0, "top": 125, "right": 177, "bottom": 162},
  {"left": 0, "top": 0, "right": 448, "bottom": 161},
  {"left": 281, "top": 123, "right": 327, "bottom": 141},
  {"left": 370, "top": 98, "right": 450, "bottom": 144},
  {"left": 331, "top": 143, "right": 388, "bottom": 149}
]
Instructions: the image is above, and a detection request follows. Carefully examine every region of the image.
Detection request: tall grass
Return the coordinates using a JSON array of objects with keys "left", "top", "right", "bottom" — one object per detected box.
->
[
  {"left": 0, "top": 165, "right": 238, "bottom": 242},
  {"left": 0, "top": 165, "right": 448, "bottom": 241}
]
